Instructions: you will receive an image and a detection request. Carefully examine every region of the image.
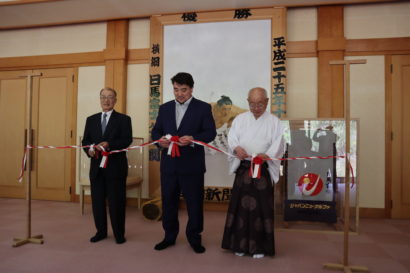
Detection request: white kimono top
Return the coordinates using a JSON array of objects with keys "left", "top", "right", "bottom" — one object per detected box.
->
[{"left": 227, "top": 111, "right": 284, "bottom": 183}]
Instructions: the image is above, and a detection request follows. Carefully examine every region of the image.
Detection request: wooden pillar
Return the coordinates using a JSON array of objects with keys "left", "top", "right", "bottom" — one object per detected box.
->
[
  {"left": 104, "top": 20, "right": 129, "bottom": 113},
  {"left": 317, "top": 6, "right": 345, "bottom": 118},
  {"left": 148, "top": 15, "right": 163, "bottom": 198}
]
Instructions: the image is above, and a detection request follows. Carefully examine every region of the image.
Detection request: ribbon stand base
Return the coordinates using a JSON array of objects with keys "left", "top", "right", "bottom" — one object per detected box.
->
[
  {"left": 13, "top": 235, "right": 44, "bottom": 247},
  {"left": 13, "top": 161, "right": 44, "bottom": 247},
  {"left": 323, "top": 263, "right": 369, "bottom": 273}
]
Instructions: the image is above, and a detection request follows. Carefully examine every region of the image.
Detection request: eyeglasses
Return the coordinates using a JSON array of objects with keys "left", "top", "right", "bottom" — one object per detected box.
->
[
  {"left": 100, "top": 96, "right": 116, "bottom": 100},
  {"left": 248, "top": 103, "right": 266, "bottom": 109}
]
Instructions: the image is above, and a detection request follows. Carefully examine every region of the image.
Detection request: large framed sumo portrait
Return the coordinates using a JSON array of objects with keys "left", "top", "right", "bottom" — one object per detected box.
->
[{"left": 148, "top": 8, "right": 287, "bottom": 200}]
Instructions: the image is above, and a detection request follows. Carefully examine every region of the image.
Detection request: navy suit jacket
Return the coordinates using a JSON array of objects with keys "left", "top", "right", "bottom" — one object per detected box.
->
[
  {"left": 151, "top": 97, "right": 216, "bottom": 175},
  {"left": 82, "top": 110, "right": 132, "bottom": 180}
]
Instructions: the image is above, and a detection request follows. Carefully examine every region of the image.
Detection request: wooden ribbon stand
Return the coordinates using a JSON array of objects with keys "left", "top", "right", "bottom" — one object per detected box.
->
[
  {"left": 323, "top": 60, "right": 368, "bottom": 272},
  {"left": 13, "top": 73, "right": 44, "bottom": 247}
]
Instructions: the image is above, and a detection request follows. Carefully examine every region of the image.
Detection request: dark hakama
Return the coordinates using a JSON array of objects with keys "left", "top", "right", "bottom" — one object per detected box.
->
[{"left": 221, "top": 160, "right": 275, "bottom": 256}]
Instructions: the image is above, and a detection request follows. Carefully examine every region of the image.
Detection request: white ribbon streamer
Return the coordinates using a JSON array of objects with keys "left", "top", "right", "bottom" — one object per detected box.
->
[{"left": 99, "top": 145, "right": 107, "bottom": 168}]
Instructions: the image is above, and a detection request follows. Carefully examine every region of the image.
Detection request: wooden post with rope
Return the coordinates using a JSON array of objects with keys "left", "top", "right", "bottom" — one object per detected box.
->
[
  {"left": 13, "top": 72, "right": 44, "bottom": 247},
  {"left": 323, "top": 59, "right": 368, "bottom": 272}
]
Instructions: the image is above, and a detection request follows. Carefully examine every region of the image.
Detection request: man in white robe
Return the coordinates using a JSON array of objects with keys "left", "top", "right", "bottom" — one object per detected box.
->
[{"left": 221, "top": 87, "right": 284, "bottom": 258}]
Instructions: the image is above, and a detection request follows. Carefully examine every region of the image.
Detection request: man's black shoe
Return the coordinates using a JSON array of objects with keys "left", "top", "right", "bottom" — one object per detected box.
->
[
  {"left": 90, "top": 234, "right": 107, "bottom": 243},
  {"left": 115, "top": 237, "right": 126, "bottom": 244},
  {"left": 191, "top": 244, "right": 206, "bottom": 254},
  {"left": 154, "top": 240, "right": 175, "bottom": 250}
]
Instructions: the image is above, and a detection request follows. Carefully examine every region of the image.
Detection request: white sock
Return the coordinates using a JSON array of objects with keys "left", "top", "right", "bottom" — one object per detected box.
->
[
  {"left": 234, "top": 252, "right": 245, "bottom": 256},
  {"left": 252, "top": 254, "right": 264, "bottom": 259}
]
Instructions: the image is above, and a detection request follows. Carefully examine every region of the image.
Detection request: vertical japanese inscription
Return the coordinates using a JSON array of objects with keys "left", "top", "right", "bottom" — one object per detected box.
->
[
  {"left": 272, "top": 36, "right": 286, "bottom": 117},
  {"left": 149, "top": 43, "right": 161, "bottom": 161}
]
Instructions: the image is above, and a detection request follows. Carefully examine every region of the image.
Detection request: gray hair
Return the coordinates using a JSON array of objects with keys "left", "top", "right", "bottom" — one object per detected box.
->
[{"left": 100, "top": 87, "right": 117, "bottom": 97}]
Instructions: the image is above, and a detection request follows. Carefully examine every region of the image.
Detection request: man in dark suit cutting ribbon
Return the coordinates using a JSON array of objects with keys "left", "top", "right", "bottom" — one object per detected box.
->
[
  {"left": 152, "top": 72, "right": 216, "bottom": 253},
  {"left": 82, "top": 87, "right": 132, "bottom": 244}
]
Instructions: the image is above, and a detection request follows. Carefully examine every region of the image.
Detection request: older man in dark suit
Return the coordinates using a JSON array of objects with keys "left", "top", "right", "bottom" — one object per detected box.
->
[
  {"left": 152, "top": 72, "right": 216, "bottom": 253},
  {"left": 82, "top": 87, "right": 132, "bottom": 244}
]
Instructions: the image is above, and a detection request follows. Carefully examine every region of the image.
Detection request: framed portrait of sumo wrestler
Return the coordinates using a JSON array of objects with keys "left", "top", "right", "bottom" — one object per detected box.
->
[
  {"left": 148, "top": 8, "right": 287, "bottom": 201},
  {"left": 163, "top": 19, "right": 271, "bottom": 190}
]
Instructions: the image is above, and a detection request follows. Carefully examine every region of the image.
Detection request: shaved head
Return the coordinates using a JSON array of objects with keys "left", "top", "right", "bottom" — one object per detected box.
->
[
  {"left": 248, "top": 87, "right": 267, "bottom": 100},
  {"left": 247, "top": 87, "right": 268, "bottom": 119}
]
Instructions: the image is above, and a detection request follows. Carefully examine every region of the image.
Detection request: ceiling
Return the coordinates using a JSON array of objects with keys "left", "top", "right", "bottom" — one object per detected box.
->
[{"left": 0, "top": 0, "right": 399, "bottom": 30}]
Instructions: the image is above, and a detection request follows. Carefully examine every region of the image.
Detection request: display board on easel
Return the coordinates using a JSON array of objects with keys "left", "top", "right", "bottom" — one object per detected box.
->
[
  {"left": 147, "top": 7, "right": 287, "bottom": 198},
  {"left": 279, "top": 118, "right": 360, "bottom": 233}
]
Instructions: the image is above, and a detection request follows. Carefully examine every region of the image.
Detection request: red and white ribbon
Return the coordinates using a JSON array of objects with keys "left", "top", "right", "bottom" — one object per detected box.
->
[
  {"left": 17, "top": 144, "right": 94, "bottom": 182},
  {"left": 18, "top": 147, "right": 29, "bottom": 183},
  {"left": 17, "top": 136, "right": 354, "bottom": 188},
  {"left": 17, "top": 140, "right": 159, "bottom": 183},
  {"left": 165, "top": 134, "right": 180, "bottom": 157},
  {"left": 250, "top": 155, "right": 264, "bottom": 179},
  {"left": 99, "top": 145, "right": 109, "bottom": 168},
  {"left": 191, "top": 139, "right": 233, "bottom": 157}
]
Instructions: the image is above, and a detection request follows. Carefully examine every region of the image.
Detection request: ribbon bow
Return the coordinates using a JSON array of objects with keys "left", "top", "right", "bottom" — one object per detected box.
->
[
  {"left": 166, "top": 134, "right": 180, "bottom": 157},
  {"left": 249, "top": 155, "right": 264, "bottom": 179}
]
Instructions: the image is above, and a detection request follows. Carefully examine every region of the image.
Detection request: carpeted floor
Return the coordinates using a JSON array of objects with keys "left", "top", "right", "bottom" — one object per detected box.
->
[{"left": 0, "top": 198, "right": 409, "bottom": 273}]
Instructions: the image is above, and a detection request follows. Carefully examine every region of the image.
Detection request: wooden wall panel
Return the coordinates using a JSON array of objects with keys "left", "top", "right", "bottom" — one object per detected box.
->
[
  {"left": 287, "top": 40, "right": 317, "bottom": 57},
  {"left": 0, "top": 52, "right": 104, "bottom": 70},
  {"left": 287, "top": 37, "right": 410, "bottom": 58},
  {"left": 346, "top": 37, "right": 410, "bottom": 56},
  {"left": 317, "top": 5, "right": 345, "bottom": 118},
  {"left": 105, "top": 20, "right": 129, "bottom": 112},
  {"left": 318, "top": 51, "right": 345, "bottom": 117}
]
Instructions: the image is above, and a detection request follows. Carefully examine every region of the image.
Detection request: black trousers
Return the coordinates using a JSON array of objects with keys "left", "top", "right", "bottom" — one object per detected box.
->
[
  {"left": 90, "top": 170, "right": 126, "bottom": 240},
  {"left": 160, "top": 173, "right": 204, "bottom": 246}
]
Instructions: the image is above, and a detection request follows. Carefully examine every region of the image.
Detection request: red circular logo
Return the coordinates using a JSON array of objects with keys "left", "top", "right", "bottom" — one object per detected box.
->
[{"left": 297, "top": 173, "right": 323, "bottom": 196}]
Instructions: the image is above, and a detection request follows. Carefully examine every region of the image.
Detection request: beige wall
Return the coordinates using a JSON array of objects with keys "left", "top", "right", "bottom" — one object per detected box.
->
[
  {"left": 342, "top": 2, "right": 408, "bottom": 208},
  {"left": 286, "top": 57, "right": 318, "bottom": 118},
  {"left": 126, "top": 63, "right": 150, "bottom": 198},
  {"left": 0, "top": 22, "right": 106, "bottom": 57},
  {"left": 128, "top": 19, "right": 150, "bottom": 49},
  {"left": 75, "top": 66, "right": 106, "bottom": 195},
  {"left": 345, "top": 2, "right": 410, "bottom": 39},
  {"left": 127, "top": 19, "right": 151, "bottom": 198},
  {"left": 287, "top": 7, "right": 317, "bottom": 41},
  {"left": 286, "top": 7, "right": 318, "bottom": 118},
  {"left": 347, "top": 55, "right": 385, "bottom": 208}
]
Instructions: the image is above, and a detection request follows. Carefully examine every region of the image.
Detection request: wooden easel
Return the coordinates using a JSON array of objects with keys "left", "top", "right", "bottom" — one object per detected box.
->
[
  {"left": 13, "top": 73, "right": 44, "bottom": 247},
  {"left": 323, "top": 60, "right": 368, "bottom": 272}
]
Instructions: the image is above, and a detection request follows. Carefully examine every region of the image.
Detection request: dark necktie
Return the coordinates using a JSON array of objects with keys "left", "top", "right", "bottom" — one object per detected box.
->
[{"left": 102, "top": 113, "right": 107, "bottom": 134}]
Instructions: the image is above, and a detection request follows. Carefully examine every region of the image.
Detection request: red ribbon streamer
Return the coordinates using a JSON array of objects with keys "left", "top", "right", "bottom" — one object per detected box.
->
[
  {"left": 169, "top": 136, "right": 180, "bottom": 157},
  {"left": 100, "top": 151, "right": 109, "bottom": 168},
  {"left": 249, "top": 156, "right": 264, "bottom": 179}
]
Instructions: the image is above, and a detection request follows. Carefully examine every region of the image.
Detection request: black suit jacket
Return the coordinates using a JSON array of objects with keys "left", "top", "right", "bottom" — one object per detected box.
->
[
  {"left": 151, "top": 97, "right": 216, "bottom": 175},
  {"left": 82, "top": 110, "right": 132, "bottom": 179}
]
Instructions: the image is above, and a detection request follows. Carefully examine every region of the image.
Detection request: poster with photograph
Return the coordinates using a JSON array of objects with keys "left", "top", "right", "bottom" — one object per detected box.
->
[{"left": 163, "top": 20, "right": 271, "bottom": 187}]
